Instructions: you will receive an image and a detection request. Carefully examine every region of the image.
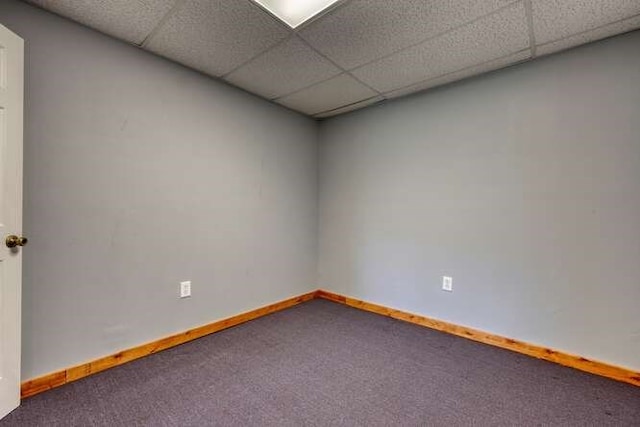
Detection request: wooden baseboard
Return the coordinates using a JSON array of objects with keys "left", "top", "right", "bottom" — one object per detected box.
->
[
  {"left": 21, "top": 291, "right": 318, "bottom": 399},
  {"left": 22, "top": 288, "right": 639, "bottom": 399},
  {"left": 316, "top": 289, "right": 640, "bottom": 387}
]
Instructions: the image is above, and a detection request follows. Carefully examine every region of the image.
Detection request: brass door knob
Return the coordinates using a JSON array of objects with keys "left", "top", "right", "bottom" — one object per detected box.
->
[{"left": 6, "top": 235, "right": 28, "bottom": 248}]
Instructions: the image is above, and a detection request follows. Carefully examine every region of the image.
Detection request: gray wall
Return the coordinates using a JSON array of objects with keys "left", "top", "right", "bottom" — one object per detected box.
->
[
  {"left": 1, "top": 0, "right": 638, "bottom": 382},
  {"left": 318, "top": 31, "right": 640, "bottom": 371},
  {"left": 0, "top": 0, "right": 318, "bottom": 380}
]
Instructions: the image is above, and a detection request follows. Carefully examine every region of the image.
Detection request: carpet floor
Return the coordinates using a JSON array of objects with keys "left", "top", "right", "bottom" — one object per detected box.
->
[{"left": 2, "top": 299, "right": 639, "bottom": 426}]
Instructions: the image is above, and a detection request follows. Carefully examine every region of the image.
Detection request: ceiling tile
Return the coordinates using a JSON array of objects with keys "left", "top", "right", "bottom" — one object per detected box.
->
[
  {"left": 536, "top": 14, "right": 640, "bottom": 56},
  {"left": 224, "top": 36, "right": 342, "bottom": 99},
  {"left": 351, "top": 2, "right": 529, "bottom": 93},
  {"left": 26, "top": 0, "right": 177, "bottom": 45},
  {"left": 144, "top": 0, "right": 290, "bottom": 77},
  {"left": 314, "top": 95, "right": 385, "bottom": 118},
  {"left": 276, "top": 74, "right": 378, "bottom": 115},
  {"left": 24, "top": 0, "right": 640, "bottom": 119},
  {"left": 384, "top": 49, "right": 531, "bottom": 99},
  {"left": 299, "top": 0, "right": 513, "bottom": 70},
  {"left": 532, "top": 0, "right": 640, "bottom": 45}
]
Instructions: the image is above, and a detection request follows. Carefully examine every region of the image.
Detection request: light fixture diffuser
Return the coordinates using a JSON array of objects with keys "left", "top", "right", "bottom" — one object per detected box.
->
[{"left": 252, "top": 0, "right": 342, "bottom": 29}]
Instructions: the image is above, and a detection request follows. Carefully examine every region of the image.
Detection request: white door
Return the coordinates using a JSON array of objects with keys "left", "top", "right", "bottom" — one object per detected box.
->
[{"left": 0, "top": 23, "right": 24, "bottom": 420}]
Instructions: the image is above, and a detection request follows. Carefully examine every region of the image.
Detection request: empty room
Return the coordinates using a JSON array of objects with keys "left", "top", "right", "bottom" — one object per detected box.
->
[{"left": 0, "top": 0, "right": 639, "bottom": 425}]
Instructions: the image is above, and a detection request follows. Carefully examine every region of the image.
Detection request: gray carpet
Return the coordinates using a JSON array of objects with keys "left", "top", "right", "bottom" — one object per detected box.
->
[{"left": 2, "top": 299, "right": 639, "bottom": 426}]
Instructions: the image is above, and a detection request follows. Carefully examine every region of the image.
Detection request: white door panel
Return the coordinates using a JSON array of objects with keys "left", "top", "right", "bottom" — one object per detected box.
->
[{"left": 0, "top": 22, "right": 24, "bottom": 420}]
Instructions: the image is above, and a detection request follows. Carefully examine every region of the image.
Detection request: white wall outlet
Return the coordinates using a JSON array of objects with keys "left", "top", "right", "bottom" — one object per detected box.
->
[
  {"left": 180, "top": 281, "right": 191, "bottom": 298},
  {"left": 442, "top": 276, "right": 453, "bottom": 292}
]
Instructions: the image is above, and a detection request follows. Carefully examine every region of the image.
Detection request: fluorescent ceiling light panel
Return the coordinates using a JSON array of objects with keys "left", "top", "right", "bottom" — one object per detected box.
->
[{"left": 253, "top": 0, "right": 341, "bottom": 28}]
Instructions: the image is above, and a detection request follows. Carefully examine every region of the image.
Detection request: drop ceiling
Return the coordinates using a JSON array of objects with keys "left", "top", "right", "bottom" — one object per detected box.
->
[{"left": 23, "top": 0, "right": 640, "bottom": 118}]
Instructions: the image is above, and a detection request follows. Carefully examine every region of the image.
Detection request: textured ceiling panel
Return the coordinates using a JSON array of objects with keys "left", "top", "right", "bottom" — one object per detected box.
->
[
  {"left": 19, "top": 0, "right": 640, "bottom": 118},
  {"left": 299, "top": 0, "right": 513, "bottom": 70},
  {"left": 384, "top": 49, "right": 531, "bottom": 99},
  {"left": 25, "top": 0, "right": 177, "bottom": 45},
  {"left": 536, "top": 14, "right": 640, "bottom": 56},
  {"left": 351, "top": 2, "right": 529, "bottom": 93},
  {"left": 314, "top": 95, "right": 384, "bottom": 118},
  {"left": 532, "top": 0, "right": 640, "bottom": 45},
  {"left": 144, "top": 0, "right": 290, "bottom": 77},
  {"left": 276, "top": 74, "right": 378, "bottom": 115},
  {"left": 224, "top": 36, "right": 342, "bottom": 100}
]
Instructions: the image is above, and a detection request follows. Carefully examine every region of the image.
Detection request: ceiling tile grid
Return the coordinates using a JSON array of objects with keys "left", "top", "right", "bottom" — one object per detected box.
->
[
  {"left": 143, "top": 0, "right": 290, "bottom": 77},
  {"left": 536, "top": 12, "right": 640, "bottom": 56},
  {"left": 25, "top": 0, "right": 177, "bottom": 45},
  {"left": 350, "top": 2, "right": 531, "bottom": 93},
  {"left": 384, "top": 49, "right": 532, "bottom": 100},
  {"left": 298, "top": 0, "right": 515, "bottom": 70},
  {"left": 276, "top": 73, "right": 378, "bottom": 115},
  {"left": 314, "top": 95, "right": 385, "bottom": 118},
  {"left": 531, "top": 0, "right": 640, "bottom": 45},
  {"left": 224, "top": 36, "right": 342, "bottom": 100},
  {"left": 20, "top": 0, "right": 640, "bottom": 118}
]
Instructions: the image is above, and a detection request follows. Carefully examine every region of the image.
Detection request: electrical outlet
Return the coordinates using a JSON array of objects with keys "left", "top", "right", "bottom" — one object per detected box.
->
[
  {"left": 442, "top": 276, "right": 453, "bottom": 292},
  {"left": 180, "top": 281, "right": 191, "bottom": 298}
]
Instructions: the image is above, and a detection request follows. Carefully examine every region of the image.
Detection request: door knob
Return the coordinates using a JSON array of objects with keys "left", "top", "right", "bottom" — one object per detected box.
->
[{"left": 6, "top": 235, "right": 28, "bottom": 248}]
